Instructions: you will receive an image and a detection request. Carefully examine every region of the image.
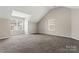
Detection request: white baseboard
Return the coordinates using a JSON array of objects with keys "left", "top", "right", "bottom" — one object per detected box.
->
[
  {"left": 0, "top": 37, "right": 9, "bottom": 39},
  {"left": 40, "top": 33, "right": 71, "bottom": 38},
  {"left": 71, "top": 37, "right": 79, "bottom": 40}
]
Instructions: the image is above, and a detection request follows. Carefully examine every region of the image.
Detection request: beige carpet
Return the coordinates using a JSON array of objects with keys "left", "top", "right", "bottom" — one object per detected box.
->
[{"left": 0, "top": 34, "right": 79, "bottom": 53}]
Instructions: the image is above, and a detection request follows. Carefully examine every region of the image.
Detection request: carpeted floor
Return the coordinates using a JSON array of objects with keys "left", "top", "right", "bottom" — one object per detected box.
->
[{"left": 0, "top": 34, "right": 79, "bottom": 53}]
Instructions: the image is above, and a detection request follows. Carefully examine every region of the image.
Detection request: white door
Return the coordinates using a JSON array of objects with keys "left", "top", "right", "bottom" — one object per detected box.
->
[{"left": 10, "top": 17, "right": 25, "bottom": 35}]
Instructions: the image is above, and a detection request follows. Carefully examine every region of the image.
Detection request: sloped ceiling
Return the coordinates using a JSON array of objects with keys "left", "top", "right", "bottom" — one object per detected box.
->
[
  {"left": 0, "top": 6, "right": 78, "bottom": 23},
  {"left": 0, "top": 6, "right": 55, "bottom": 23}
]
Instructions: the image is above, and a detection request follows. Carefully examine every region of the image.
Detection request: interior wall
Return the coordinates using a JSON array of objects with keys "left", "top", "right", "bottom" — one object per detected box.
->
[
  {"left": 24, "top": 16, "right": 31, "bottom": 34},
  {"left": 0, "top": 18, "right": 10, "bottom": 39},
  {"left": 28, "top": 22, "right": 37, "bottom": 34},
  {"left": 71, "top": 9, "right": 79, "bottom": 40},
  {"left": 38, "top": 7, "right": 71, "bottom": 37},
  {"left": 24, "top": 18, "right": 28, "bottom": 34}
]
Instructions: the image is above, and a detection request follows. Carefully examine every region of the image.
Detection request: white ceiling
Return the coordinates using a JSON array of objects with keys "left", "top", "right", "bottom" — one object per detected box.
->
[
  {"left": 11, "top": 6, "right": 55, "bottom": 22},
  {"left": 0, "top": 6, "right": 79, "bottom": 23},
  {"left": 12, "top": 10, "right": 31, "bottom": 18},
  {"left": 0, "top": 6, "right": 55, "bottom": 23}
]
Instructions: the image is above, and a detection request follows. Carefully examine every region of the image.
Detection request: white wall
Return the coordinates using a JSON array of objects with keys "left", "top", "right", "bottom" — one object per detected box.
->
[
  {"left": 38, "top": 7, "right": 71, "bottom": 37},
  {"left": 24, "top": 19, "right": 28, "bottom": 34},
  {"left": 24, "top": 16, "right": 31, "bottom": 34},
  {"left": 0, "top": 18, "right": 10, "bottom": 39},
  {"left": 71, "top": 9, "right": 79, "bottom": 40},
  {"left": 28, "top": 22, "right": 37, "bottom": 33}
]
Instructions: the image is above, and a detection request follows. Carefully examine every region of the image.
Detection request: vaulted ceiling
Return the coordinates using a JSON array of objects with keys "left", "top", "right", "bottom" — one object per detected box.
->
[
  {"left": 0, "top": 6, "right": 79, "bottom": 23},
  {"left": 0, "top": 6, "right": 55, "bottom": 23}
]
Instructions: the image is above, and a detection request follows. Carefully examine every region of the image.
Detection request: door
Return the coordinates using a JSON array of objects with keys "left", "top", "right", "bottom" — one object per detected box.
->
[{"left": 10, "top": 17, "right": 25, "bottom": 35}]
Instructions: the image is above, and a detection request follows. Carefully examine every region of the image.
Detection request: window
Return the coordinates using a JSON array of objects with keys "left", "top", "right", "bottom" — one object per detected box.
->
[{"left": 48, "top": 19, "right": 56, "bottom": 31}]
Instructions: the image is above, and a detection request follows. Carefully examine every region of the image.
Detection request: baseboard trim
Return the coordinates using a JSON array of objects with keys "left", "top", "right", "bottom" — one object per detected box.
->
[
  {"left": 71, "top": 37, "right": 79, "bottom": 40},
  {"left": 38, "top": 33, "right": 78, "bottom": 40},
  {"left": 0, "top": 37, "right": 9, "bottom": 39}
]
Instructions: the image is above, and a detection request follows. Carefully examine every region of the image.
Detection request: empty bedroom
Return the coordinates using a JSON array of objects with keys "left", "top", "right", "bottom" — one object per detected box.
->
[{"left": 0, "top": 6, "right": 79, "bottom": 53}]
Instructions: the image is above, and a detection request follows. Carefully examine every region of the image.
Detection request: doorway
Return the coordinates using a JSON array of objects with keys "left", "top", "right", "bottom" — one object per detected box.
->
[{"left": 10, "top": 17, "right": 25, "bottom": 35}]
